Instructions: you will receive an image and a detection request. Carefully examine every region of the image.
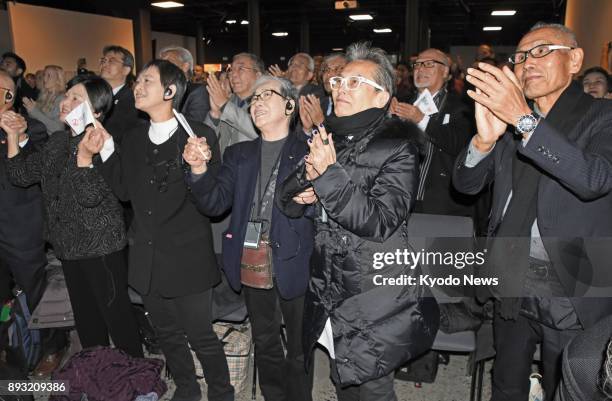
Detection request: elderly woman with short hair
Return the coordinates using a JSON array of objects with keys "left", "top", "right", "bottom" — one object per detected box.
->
[{"left": 278, "top": 42, "right": 440, "bottom": 401}]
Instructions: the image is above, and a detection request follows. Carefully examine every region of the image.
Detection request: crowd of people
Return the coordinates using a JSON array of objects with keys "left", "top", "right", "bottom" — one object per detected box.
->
[{"left": 1, "top": 20, "right": 611, "bottom": 401}]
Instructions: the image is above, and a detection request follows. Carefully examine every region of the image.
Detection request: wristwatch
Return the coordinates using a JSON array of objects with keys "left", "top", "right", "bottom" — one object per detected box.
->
[{"left": 516, "top": 113, "right": 540, "bottom": 135}]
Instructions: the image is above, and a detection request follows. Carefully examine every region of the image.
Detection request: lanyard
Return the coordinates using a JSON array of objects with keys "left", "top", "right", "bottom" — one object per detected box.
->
[{"left": 252, "top": 151, "right": 283, "bottom": 220}]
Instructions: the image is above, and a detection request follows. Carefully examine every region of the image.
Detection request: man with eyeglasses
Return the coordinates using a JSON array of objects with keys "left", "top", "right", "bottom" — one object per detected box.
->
[
  {"left": 390, "top": 48, "right": 477, "bottom": 219},
  {"left": 205, "top": 53, "right": 263, "bottom": 155},
  {"left": 454, "top": 22, "right": 612, "bottom": 401},
  {"left": 99, "top": 45, "right": 143, "bottom": 145}
]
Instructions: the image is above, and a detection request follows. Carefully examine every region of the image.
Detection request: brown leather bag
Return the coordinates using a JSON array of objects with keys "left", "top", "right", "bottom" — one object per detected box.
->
[{"left": 240, "top": 238, "right": 273, "bottom": 289}]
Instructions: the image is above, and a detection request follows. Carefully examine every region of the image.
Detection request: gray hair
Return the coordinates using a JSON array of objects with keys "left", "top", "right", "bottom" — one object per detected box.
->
[
  {"left": 323, "top": 52, "right": 347, "bottom": 65},
  {"left": 233, "top": 52, "right": 265, "bottom": 74},
  {"left": 289, "top": 53, "right": 315, "bottom": 72},
  {"left": 345, "top": 41, "right": 395, "bottom": 95},
  {"left": 528, "top": 22, "right": 578, "bottom": 47},
  {"left": 252, "top": 75, "right": 299, "bottom": 125},
  {"left": 159, "top": 46, "right": 194, "bottom": 74}
]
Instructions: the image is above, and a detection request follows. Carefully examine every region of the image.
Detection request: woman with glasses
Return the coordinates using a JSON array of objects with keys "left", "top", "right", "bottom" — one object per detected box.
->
[
  {"left": 183, "top": 76, "right": 314, "bottom": 401},
  {"left": 5, "top": 75, "right": 143, "bottom": 361},
  {"left": 277, "top": 42, "right": 440, "bottom": 401},
  {"left": 84, "top": 59, "right": 233, "bottom": 401},
  {"left": 22, "top": 65, "right": 66, "bottom": 135}
]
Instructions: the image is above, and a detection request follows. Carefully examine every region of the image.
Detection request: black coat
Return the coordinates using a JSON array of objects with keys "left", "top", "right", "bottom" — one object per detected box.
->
[
  {"left": 98, "top": 120, "right": 221, "bottom": 297},
  {"left": 104, "top": 85, "right": 144, "bottom": 145},
  {"left": 188, "top": 132, "right": 314, "bottom": 299},
  {"left": 412, "top": 92, "right": 478, "bottom": 216},
  {"left": 453, "top": 82, "right": 612, "bottom": 328},
  {"left": 278, "top": 114, "right": 439, "bottom": 385},
  {"left": 181, "top": 83, "right": 210, "bottom": 123},
  {"left": 7, "top": 130, "right": 126, "bottom": 260}
]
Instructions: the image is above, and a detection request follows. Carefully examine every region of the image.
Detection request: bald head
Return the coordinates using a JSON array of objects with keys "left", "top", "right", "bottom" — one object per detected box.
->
[
  {"left": 418, "top": 48, "right": 450, "bottom": 66},
  {"left": 413, "top": 48, "right": 450, "bottom": 93}
]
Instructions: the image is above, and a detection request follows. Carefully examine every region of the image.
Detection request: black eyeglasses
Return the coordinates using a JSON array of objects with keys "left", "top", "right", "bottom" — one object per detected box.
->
[
  {"left": 226, "top": 65, "right": 258, "bottom": 74},
  {"left": 508, "top": 44, "right": 574, "bottom": 65},
  {"left": 411, "top": 60, "right": 447, "bottom": 69},
  {"left": 0, "top": 87, "right": 14, "bottom": 103},
  {"left": 248, "top": 89, "right": 287, "bottom": 106}
]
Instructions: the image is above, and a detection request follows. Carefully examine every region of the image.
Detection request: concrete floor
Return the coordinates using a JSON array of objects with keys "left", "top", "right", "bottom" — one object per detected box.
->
[
  {"left": 33, "top": 339, "right": 493, "bottom": 401},
  {"left": 162, "top": 348, "right": 493, "bottom": 401}
]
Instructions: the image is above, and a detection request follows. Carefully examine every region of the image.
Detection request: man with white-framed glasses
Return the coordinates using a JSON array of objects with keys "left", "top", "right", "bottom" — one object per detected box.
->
[
  {"left": 390, "top": 48, "right": 477, "bottom": 219},
  {"left": 455, "top": 22, "right": 612, "bottom": 401}
]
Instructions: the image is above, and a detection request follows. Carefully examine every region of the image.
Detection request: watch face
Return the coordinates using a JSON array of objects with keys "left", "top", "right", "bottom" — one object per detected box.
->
[{"left": 517, "top": 114, "right": 538, "bottom": 134}]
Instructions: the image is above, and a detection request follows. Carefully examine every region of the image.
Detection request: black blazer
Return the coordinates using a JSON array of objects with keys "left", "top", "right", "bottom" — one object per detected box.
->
[
  {"left": 188, "top": 132, "right": 314, "bottom": 299},
  {"left": 181, "top": 83, "right": 210, "bottom": 123},
  {"left": 98, "top": 120, "right": 221, "bottom": 297},
  {"left": 453, "top": 82, "right": 612, "bottom": 328},
  {"left": 414, "top": 91, "right": 477, "bottom": 216},
  {"left": 104, "top": 85, "right": 143, "bottom": 145}
]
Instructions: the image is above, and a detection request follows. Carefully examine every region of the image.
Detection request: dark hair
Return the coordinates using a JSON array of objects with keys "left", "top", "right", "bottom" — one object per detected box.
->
[
  {"left": 582, "top": 66, "right": 612, "bottom": 92},
  {"left": 102, "top": 45, "right": 134, "bottom": 71},
  {"left": 2, "top": 52, "right": 26, "bottom": 75},
  {"left": 66, "top": 75, "right": 113, "bottom": 121},
  {"left": 140, "top": 59, "right": 187, "bottom": 109}
]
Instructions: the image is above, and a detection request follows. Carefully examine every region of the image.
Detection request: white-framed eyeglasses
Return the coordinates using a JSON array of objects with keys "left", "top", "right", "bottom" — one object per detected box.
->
[
  {"left": 508, "top": 44, "right": 575, "bottom": 65},
  {"left": 329, "top": 76, "right": 385, "bottom": 91}
]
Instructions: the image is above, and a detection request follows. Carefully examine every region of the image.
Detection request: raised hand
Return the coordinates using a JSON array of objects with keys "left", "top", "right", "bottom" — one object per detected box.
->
[
  {"left": 299, "top": 96, "right": 313, "bottom": 131},
  {"left": 389, "top": 98, "right": 424, "bottom": 123},
  {"left": 77, "top": 122, "right": 110, "bottom": 167},
  {"left": 466, "top": 62, "right": 531, "bottom": 126},
  {"left": 182, "top": 136, "right": 211, "bottom": 174},
  {"left": 268, "top": 64, "right": 285, "bottom": 78},
  {"left": 0, "top": 111, "right": 27, "bottom": 139},
  {"left": 304, "top": 124, "right": 336, "bottom": 180},
  {"left": 303, "top": 94, "right": 324, "bottom": 127},
  {"left": 207, "top": 74, "right": 230, "bottom": 119},
  {"left": 22, "top": 97, "right": 36, "bottom": 112}
]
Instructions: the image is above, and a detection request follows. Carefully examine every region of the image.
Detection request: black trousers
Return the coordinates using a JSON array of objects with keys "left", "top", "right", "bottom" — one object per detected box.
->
[
  {"left": 142, "top": 289, "right": 233, "bottom": 401},
  {"left": 492, "top": 313, "right": 582, "bottom": 401},
  {"left": 330, "top": 360, "right": 397, "bottom": 401},
  {"left": 243, "top": 286, "right": 313, "bottom": 401},
  {"left": 62, "top": 249, "right": 143, "bottom": 358}
]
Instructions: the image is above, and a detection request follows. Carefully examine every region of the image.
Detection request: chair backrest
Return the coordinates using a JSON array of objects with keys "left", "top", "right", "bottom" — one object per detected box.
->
[{"left": 406, "top": 213, "right": 475, "bottom": 303}]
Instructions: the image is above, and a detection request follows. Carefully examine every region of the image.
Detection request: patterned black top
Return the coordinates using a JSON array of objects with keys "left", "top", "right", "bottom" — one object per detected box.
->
[{"left": 6, "top": 130, "right": 126, "bottom": 260}]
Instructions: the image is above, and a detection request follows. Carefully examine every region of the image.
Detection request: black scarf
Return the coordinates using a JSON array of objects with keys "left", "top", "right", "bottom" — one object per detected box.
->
[
  {"left": 489, "top": 81, "right": 596, "bottom": 319},
  {"left": 325, "top": 106, "right": 387, "bottom": 139}
]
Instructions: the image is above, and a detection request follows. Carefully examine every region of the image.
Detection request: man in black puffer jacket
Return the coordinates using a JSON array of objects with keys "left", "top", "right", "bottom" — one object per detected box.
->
[{"left": 277, "top": 42, "right": 439, "bottom": 401}]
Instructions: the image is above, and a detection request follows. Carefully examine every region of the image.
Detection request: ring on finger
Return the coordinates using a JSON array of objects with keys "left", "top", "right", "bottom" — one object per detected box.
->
[{"left": 322, "top": 138, "right": 330, "bottom": 145}]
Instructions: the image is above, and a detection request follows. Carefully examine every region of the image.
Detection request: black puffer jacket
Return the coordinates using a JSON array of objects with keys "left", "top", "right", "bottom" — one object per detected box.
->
[{"left": 277, "top": 110, "right": 440, "bottom": 386}]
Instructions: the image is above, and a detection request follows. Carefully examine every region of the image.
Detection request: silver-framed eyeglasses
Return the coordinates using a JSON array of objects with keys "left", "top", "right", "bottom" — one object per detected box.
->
[
  {"left": 508, "top": 44, "right": 575, "bottom": 65},
  {"left": 329, "top": 76, "right": 384, "bottom": 91},
  {"left": 226, "top": 65, "right": 258, "bottom": 74}
]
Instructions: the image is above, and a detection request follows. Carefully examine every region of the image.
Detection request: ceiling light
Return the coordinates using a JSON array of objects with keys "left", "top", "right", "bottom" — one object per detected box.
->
[
  {"left": 226, "top": 19, "right": 237, "bottom": 24},
  {"left": 373, "top": 28, "right": 392, "bottom": 33},
  {"left": 491, "top": 10, "right": 516, "bottom": 16},
  {"left": 151, "top": 1, "right": 184, "bottom": 8},
  {"left": 483, "top": 26, "right": 502, "bottom": 31},
  {"left": 332, "top": 48, "right": 343, "bottom": 51},
  {"left": 349, "top": 14, "right": 373, "bottom": 21},
  {"left": 272, "top": 32, "right": 288, "bottom": 37},
  {"left": 241, "top": 20, "right": 249, "bottom": 25}
]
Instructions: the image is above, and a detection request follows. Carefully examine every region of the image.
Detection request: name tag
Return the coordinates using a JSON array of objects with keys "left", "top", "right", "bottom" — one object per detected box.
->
[{"left": 442, "top": 114, "right": 450, "bottom": 125}]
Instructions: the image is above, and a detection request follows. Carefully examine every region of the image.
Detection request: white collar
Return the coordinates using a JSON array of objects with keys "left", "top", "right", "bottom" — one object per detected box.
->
[
  {"left": 148, "top": 117, "right": 179, "bottom": 145},
  {"left": 112, "top": 84, "right": 125, "bottom": 96}
]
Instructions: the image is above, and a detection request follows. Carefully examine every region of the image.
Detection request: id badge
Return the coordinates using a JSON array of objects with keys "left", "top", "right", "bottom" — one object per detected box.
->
[{"left": 244, "top": 221, "right": 262, "bottom": 249}]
